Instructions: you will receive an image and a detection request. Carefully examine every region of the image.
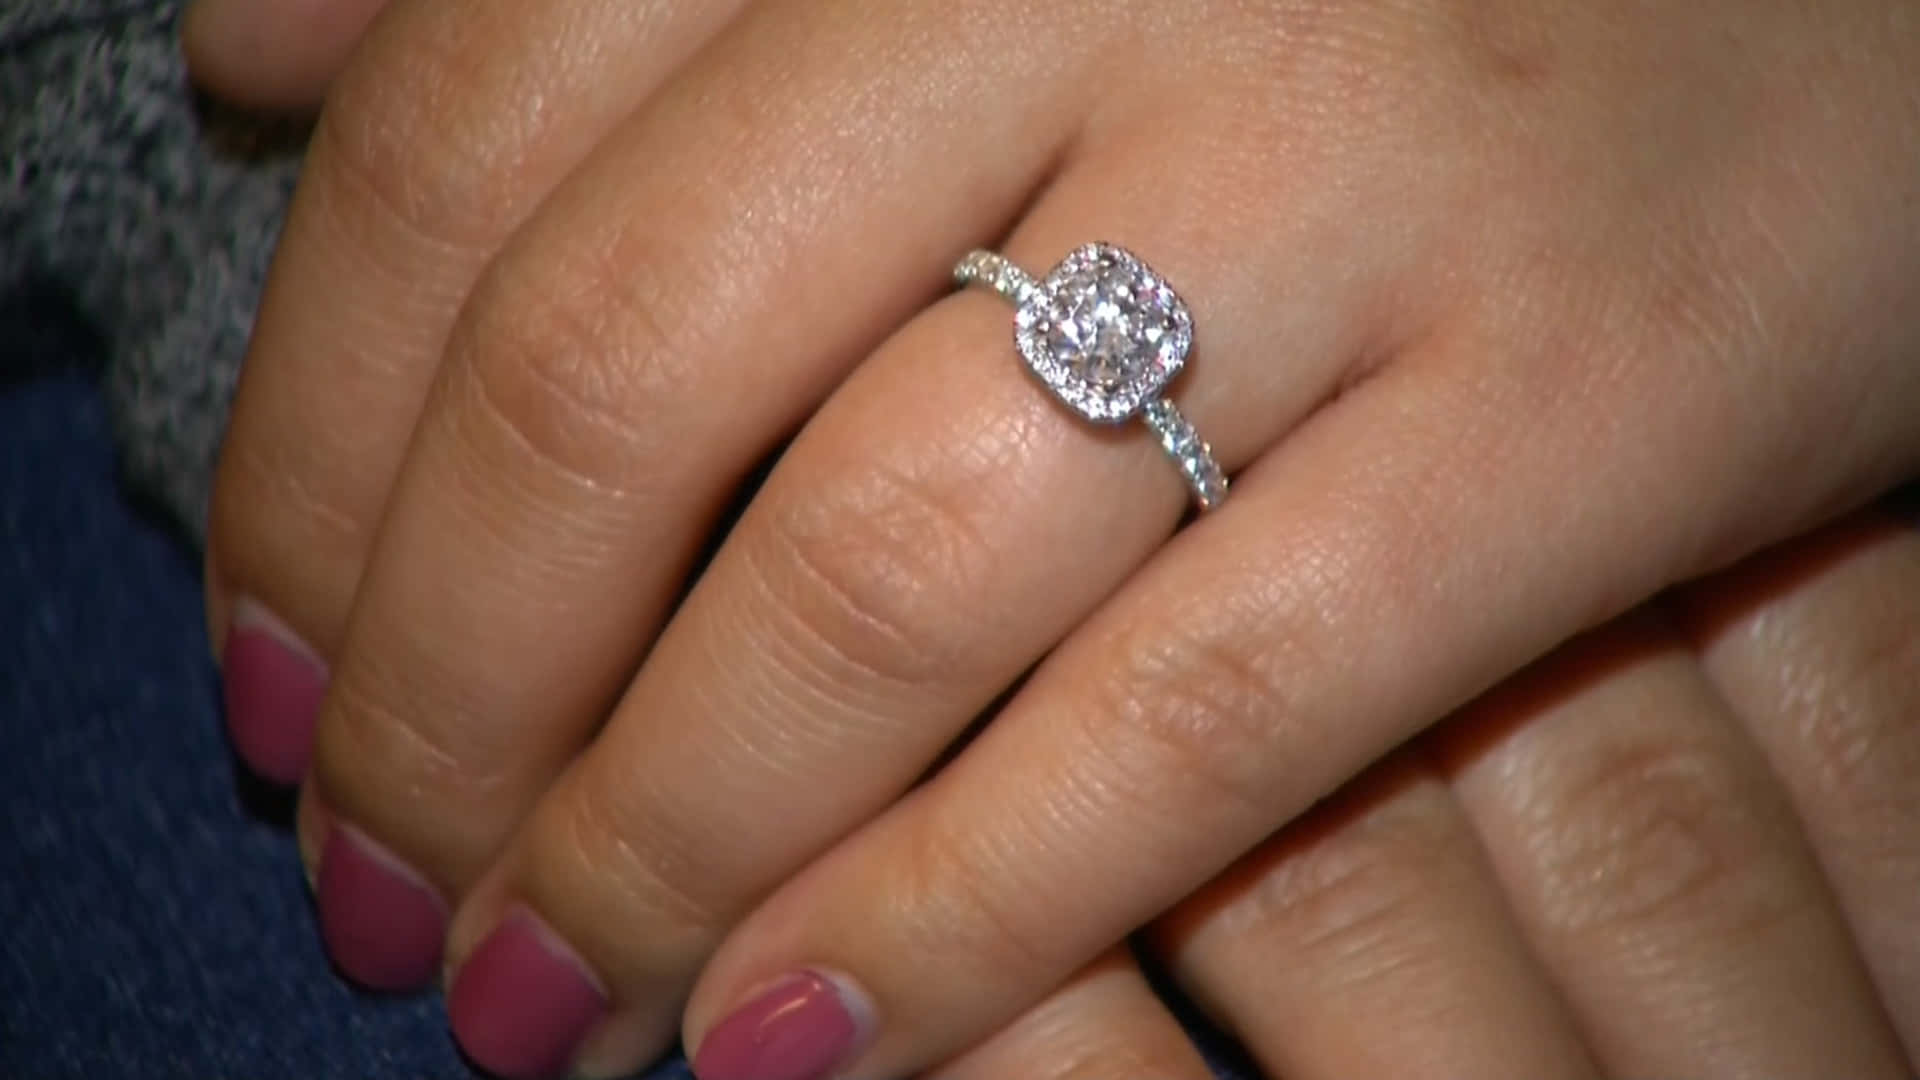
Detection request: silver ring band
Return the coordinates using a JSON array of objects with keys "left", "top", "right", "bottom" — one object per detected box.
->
[{"left": 955, "top": 245, "right": 1228, "bottom": 511}]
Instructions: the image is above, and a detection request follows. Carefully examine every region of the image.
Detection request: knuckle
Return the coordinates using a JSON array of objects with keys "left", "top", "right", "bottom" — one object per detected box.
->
[
  {"left": 211, "top": 431, "right": 372, "bottom": 598},
  {"left": 1794, "top": 612, "right": 1920, "bottom": 800},
  {"left": 315, "top": 19, "right": 528, "bottom": 252},
  {"left": 1518, "top": 726, "right": 1796, "bottom": 938},
  {"left": 1224, "top": 787, "right": 1462, "bottom": 983},
  {"left": 313, "top": 90, "right": 481, "bottom": 262},
  {"left": 748, "top": 458, "right": 994, "bottom": 695},
  {"left": 450, "top": 238, "right": 704, "bottom": 497},
  {"left": 1012, "top": 1014, "right": 1200, "bottom": 1080},
  {"left": 1442, "top": 0, "right": 1560, "bottom": 92},
  {"left": 888, "top": 817, "right": 1061, "bottom": 983},
  {"left": 1078, "top": 596, "right": 1301, "bottom": 819},
  {"left": 550, "top": 767, "right": 730, "bottom": 951},
  {"left": 1766, "top": 606, "right": 1920, "bottom": 876},
  {"left": 1034, "top": 1044, "right": 1189, "bottom": 1080},
  {"left": 313, "top": 666, "right": 496, "bottom": 817}
]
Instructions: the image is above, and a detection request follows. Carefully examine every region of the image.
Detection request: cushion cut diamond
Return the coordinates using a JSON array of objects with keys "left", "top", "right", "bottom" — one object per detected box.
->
[{"left": 1014, "top": 243, "right": 1191, "bottom": 423}]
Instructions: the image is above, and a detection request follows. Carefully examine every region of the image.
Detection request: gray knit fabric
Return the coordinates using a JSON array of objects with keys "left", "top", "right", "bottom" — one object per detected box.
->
[{"left": 2, "top": 0, "right": 302, "bottom": 546}]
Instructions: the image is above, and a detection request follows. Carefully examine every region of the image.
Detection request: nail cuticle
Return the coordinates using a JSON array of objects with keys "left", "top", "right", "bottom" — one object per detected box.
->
[
  {"left": 692, "top": 969, "right": 874, "bottom": 1080},
  {"left": 221, "top": 596, "right": 327, "bottom": 785},
  {"left": 315, "top": 822, "right": 447, "bottom": 992},
  {"left": 448, "top": 907, "right": 609, "bottom": 1080}
]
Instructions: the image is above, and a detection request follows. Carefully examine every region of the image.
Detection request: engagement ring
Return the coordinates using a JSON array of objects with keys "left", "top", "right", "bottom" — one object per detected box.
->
[{"left": 954, "top": 243, "right": 1227, "bottom": 510}]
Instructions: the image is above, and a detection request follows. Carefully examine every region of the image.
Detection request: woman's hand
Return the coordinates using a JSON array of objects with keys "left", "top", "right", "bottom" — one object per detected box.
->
[
  {"left": 909, "top": 498, "right": 1920, "bottom": 1080},
  {"left": 190, "top": 0, "right": 1920, "bottom": 1077}
]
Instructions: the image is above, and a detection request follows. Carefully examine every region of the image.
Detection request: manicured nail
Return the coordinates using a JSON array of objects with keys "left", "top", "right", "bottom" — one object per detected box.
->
[
  {"left": 447, "top": 909, "right": 608, "bottom": 1080},
  {"left": 221, "top": 597, "right": 327, "bottom": 785},
  {"left": 692, "top": 971, "right": 874, "bottom": 1080},
  {"left": 315, "top": 823, "right": 446, "bottom": 991}
]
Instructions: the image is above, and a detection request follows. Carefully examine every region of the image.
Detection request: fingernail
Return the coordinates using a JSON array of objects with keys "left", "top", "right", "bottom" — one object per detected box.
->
[
  {"left": 692, "top": 971, "right": 874, "bottom": 1080},
  {"left": 447, "top": 909, "right": 608, "bottom": 1080},
  {"left": 315, "top": 823, "right": 446, "bottom": 991},
  {"left": 221, "top": 597, "right": 327, "bottom": 785}
]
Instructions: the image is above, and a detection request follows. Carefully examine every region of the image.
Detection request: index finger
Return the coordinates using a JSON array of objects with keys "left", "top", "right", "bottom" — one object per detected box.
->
[{"left": 206, "top": 0, "right": 741, "bottom": 781}]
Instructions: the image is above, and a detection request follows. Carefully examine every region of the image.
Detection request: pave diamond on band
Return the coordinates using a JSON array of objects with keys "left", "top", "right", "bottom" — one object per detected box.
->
[
  {"left": 954, "top": 250, "right": 1038, "bottom": 306},
  {"left": 955, "top": 243, "right": 1227, "bottom": 511}
]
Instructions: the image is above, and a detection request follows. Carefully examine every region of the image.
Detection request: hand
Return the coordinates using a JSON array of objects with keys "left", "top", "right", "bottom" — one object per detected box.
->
[
  {"left": 191, "top": 0, "right": 1920, "bottom": 1078},
  {"left": 894, "top": 498, "right": 1920, "bottom": 1080}
]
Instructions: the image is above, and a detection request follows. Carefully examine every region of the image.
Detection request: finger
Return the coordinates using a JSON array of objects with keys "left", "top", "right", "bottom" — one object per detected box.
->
[
  {"left": 677, "top": 213, "right": 1920, "bottom": 1080},
  {"left": 1152, "top": 756, "right": 1599, "bottom": 1080},
  {"left": 182, "top": 0, "right": 391, "bottom": 109},
  {"left": 441, "top": 45, "right": 1428, "bottom": 1076},
  {"left": 928, "top": 952, "right": 1214, "bottom": 1080},
  {"left": 308, "top": 0, "right": 1093, "bottom": 1005},
  {"left": 1671, "top": 491, "right": 1920, "bottom": 1055},
  {"left": 206, "top": 0, "right": 741, "bottom": 783},
  {"left": 1438, "top": 611, "right": 1908, "bottom": 1078}
]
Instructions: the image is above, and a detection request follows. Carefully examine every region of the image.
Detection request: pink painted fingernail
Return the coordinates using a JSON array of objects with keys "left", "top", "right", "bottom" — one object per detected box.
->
[
  {"left": 692, "top": 972, "right": 874, "bottom": 1080},
  {"left": 315, "top": 823, "right": 446, "bottom": 991},
  {"left": 221, "top": 597, "right": 327, "bottom": 785},
  {"left": 447, "top": 909, "right": 608, "bottom": 1080}
]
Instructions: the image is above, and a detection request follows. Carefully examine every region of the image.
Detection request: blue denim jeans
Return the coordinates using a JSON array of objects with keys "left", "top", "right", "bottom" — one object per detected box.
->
[{"left": 0, "top": 374, "right": 1247, "bottom": 1079}]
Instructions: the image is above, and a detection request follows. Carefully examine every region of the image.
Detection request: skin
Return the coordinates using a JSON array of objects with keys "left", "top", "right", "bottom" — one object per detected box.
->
[{"left": 184, "top": 0, "right": 1920, "bottom": 1076}]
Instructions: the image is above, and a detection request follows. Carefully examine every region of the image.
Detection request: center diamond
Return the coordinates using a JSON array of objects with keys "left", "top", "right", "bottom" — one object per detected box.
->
[{"left": 1015, "top": 243, "right": 1191, "bottom": 423}]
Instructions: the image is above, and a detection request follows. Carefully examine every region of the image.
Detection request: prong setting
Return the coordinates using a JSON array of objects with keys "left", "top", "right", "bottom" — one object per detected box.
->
[
  {"left": 955, "top": 244, "right": 1224, "bottom": 511},
  {"left": 1013, "top": 243, "right": 1192, "bottom": 424}
]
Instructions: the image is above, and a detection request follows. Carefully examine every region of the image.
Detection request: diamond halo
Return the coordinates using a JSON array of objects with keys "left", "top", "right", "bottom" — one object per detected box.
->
[
  {"left": 1013, "top": 243, "right": 1192, "bottom": 424},
  {"left": 954, "top": 244, "right": 1226, "bottom": 511}
]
